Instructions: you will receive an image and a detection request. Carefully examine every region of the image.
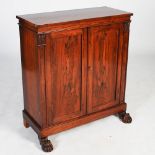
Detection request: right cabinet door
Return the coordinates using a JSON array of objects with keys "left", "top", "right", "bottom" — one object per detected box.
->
[{"left": 87, "top": 24, "right": 123, "bottom": 113}]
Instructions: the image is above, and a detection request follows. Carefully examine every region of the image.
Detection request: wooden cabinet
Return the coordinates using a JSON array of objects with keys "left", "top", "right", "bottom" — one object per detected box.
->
[{"left": 17, "top": 6, "right": 133, "bottom": 152}]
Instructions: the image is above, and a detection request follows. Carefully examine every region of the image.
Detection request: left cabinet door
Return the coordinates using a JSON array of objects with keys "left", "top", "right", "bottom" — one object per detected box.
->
[{"left": 45, "top": 28, "right": 87, "bottom": 125}]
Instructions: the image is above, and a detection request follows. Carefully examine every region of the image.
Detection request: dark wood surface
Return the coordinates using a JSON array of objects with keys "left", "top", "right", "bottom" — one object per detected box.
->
[
  {"left": 16, "top": 6, "right": 132, "bottom": 27},
  {"left": 88, "top": 24, "right": 121, "bottom": 113},
  {"left": 45, "top": 28, "right": 87, "bottom": 125},
  {"left": 17, "top": 7, "right": 133, "bottom": 152}
]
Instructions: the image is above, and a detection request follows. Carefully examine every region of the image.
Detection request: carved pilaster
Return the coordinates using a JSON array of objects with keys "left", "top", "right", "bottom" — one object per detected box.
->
[
  {"left": 36, "top": 33, "right": 47, "bottom": 128},
  {"left": 37, "top": 33, "right": 46, "bottom": 46}
]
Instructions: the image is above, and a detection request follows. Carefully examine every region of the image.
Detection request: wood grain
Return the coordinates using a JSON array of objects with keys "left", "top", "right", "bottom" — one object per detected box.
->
[
  {"left": 45, "top": 29, "right": 87, "bottom": 125},
  {"left": 87, "top": 24, "right": 122, "bottom": 113}
]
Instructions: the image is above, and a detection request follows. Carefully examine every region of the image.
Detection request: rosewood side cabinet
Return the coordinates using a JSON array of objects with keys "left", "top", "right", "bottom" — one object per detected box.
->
[{"left": 16, "top": 7, "right": 133, "bottom": 152}]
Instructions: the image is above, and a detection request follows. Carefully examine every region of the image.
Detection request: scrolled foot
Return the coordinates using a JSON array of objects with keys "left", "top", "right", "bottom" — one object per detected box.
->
[
  {"left": 38, "top": 136, "right": 53, "bottom": 152},
  {"left": 118, "top": 111, "right": 132, "bottom": 123}
]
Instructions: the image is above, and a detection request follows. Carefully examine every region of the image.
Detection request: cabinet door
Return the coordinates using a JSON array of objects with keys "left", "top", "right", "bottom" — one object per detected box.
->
[
  {"left": 46, "top": 29, "right": 87, "bottom": 125},
  {"left": 87, "top": 24, "right": 122, "bottom": 113}
]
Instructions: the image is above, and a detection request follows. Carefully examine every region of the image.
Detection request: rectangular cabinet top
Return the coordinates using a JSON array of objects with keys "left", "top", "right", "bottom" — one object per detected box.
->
[{"left": 16, "top": 6, "right": 132, "bottom": 27}]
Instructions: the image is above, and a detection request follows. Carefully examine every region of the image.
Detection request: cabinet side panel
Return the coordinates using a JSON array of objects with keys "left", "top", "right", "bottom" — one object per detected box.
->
[
  {"left": 120, "top": 22, "right": 131, "bottom": 104},
  {"left": 19, "top": 26, "right": 41, "bottom": 126}
]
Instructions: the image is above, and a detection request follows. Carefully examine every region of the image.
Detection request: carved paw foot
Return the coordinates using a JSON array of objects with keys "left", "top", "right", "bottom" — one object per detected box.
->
[
  {"left": 118, "top": 111, "right": 132, "bottom": 123},
  {"left": 39, "top": 137, "right": 53, "bottom": 152}
]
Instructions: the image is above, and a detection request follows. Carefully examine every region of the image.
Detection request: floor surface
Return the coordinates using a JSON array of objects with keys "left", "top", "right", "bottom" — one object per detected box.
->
[{"left": 0, "top": 52, "right": 155, "bottom": 155}]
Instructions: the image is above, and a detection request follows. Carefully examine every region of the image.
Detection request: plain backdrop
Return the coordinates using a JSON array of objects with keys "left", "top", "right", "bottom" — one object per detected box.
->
[{"left": 0, "top": 1, "right": 155, "bottom": 155}]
